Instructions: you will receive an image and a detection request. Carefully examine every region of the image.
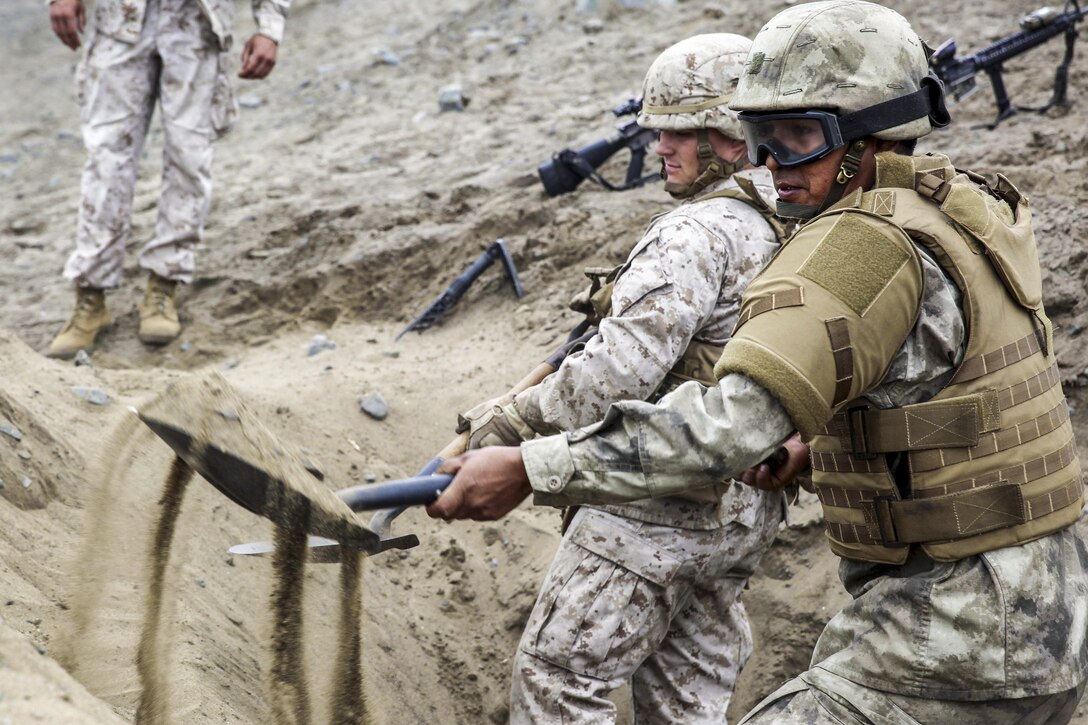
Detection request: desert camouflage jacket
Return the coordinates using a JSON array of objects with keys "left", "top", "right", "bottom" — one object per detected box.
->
[
  {"left": 514, "top": 169, "right": 779, "bottom": 528},
  {"left": 87, "top": 0, "right": 289, "bottom": 47},
  {"left": 519, "top": 174, "right": 1088, "bottom": 699}
]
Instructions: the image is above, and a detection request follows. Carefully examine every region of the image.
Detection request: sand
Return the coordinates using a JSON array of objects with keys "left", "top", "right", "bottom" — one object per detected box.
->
[{"left": 1, "top": 0, "right": 1088, "bottom": 721}]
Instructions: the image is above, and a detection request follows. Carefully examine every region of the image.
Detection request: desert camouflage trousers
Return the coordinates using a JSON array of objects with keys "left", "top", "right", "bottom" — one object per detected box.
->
[
  {"left": 510, "top": 497, "right": 782, "bottom": 724},
  {"left": 65, "top": 0, "right": 236, "bottom": 289},
  {"left": 740, "top": 668, "right": 1084, "bottom": 724},
  {"left": 741, "top": 525, "right": 1088, "bottom": 724}
]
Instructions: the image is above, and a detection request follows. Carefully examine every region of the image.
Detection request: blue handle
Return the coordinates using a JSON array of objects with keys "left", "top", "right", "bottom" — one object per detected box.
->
[{"left": 337, "top": 472, "right": 453, "bottom": 511}]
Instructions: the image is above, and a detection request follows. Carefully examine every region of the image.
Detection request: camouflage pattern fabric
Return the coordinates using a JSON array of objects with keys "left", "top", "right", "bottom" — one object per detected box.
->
[
  {"left": 511, "top": 502, "right": 781, "bottom": 724},
  {"left": 510, "top": 167, "right": 783, "bottom": 721},
  {"left": 516, "top": 168, "right": 780, "bottom": 529},
  {"left": 63, "top": 0, "right": 288, "bottom": 289},
  {"left": 516, "top": 170, "right": 776, "bottom": 433},
  {"left": 89, "top": 0, "right": 289, "bottom": 47},
  {"left": 733, "top": 0, "right": 933, "bottom": 141},
  {"left": 519, "top": 165, "right": 1088, "bottom": 709},
  {"left": 520, "top": 250, "right": 963, "bottom": 505},
  {"left": 742, "top": 663, "right": 1085, "bottom": 724}
]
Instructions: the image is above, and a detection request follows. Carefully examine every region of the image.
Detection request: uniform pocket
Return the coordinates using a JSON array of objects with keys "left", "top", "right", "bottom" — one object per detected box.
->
[
  {"left": 74, "top": 25, "right": 99, "bottom": 124},
  {"left": 209, "top": 49, "right": 238, "bottom": 138},
  {"left": 521, "top": 510, "right": 682, "bottom": 681}
]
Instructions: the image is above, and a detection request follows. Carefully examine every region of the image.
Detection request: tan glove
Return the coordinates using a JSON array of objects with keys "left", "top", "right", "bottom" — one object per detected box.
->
[{"left": 456, "top": 396, "right": 537, "bottom": 449}]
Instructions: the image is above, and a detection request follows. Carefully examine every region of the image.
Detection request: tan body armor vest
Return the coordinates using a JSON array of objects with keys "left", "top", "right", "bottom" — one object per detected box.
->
[{"left": 717, "top": 153, "right": 1082, "bottom": 563}]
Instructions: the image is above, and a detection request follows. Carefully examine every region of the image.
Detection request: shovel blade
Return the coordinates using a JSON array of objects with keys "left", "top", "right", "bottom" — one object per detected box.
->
[
  {"left": 139, "top": 414, "right": 274, "bottom": 518},
  {"left": 134, "top": 373, "right": 382, "bottom": 553}
]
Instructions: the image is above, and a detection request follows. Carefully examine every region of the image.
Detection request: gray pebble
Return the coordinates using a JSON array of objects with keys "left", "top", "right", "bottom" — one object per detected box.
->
[
  {"left": 364, "top": 473, "right": 378, "bottom": 483},
  {"left": 359, "top": 392, "right": 389, "bottom": 420},
  {"left": 73, "top": 349, "right": 92, "bottom": 367},
  {"left": 16, "top": 451, "right": 30, "bottom": 461},
  {"left": 195, "top": 577, "right": 206, "bottom": 588},
  {"left": 375, "top": 49, "right": 401, "bottom": 65},
  {"left": 71, "top": 387, "right": 111, "bottom": 405},
  {"left": 34, "top": 643, "right": 46, "bottom": 655},
  {"left": 438, "top": 85, "right": 469, "bottom": 112},
  {"left": 180, "top": 341, "right": 193, "bottom": 352},
  {"left": 238, "top": 94, "right": 264, "bottom": 109},
  {"left": 19, "top": 476, "right": 31, "bottom": 489},
  {"left": 582, "top": 17, "right": 605, "bottom": 33},
  {"left": 0, "top": 425, "right": 22, "bottom": 442},
  {"left": 222, "top": 359, "right": 239, "bottom": 370},
  {"left": 307, "top": 334, "right": 337, "bottom": 356}
]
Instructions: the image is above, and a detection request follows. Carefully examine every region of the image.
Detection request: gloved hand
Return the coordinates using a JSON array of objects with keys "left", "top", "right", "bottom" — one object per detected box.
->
[{"left": 457, "top": 396, "right": 537, "bottom": 449}]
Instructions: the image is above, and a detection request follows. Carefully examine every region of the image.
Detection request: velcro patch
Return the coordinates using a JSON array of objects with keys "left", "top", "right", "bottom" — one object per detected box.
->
[
  {"left": 872, "top": 191, "right": 896, "bottom": 217},
  {"left": 797, "top": 214, "right": 910, "bottom": 317}
]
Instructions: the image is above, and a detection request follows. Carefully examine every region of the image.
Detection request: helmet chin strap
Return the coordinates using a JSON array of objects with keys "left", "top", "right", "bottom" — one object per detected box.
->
[
  {"left": 776, "top": 139, "right": 868, "bottom": 220},
  {"left": 663, "top": 129, "right": 746, "bottom": 199}
]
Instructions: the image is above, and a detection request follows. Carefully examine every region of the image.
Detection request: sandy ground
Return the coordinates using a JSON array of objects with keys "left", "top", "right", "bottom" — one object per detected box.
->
[{"left": 1, "top": 0, "right": 1088, "bottom": 722}]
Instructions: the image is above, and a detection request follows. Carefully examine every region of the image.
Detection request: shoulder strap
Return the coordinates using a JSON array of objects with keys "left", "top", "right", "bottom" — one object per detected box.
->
[{"left": 700, "top": 181, "right": 795, "bottom": 243}]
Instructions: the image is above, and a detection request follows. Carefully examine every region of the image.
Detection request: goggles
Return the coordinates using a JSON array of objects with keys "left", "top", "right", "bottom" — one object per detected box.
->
[
  {"left": 736, "top": 77, "right": 950, "bottom": 168},
  {"left": 737, "top": 110, "right": 844, "bottom": 168}
]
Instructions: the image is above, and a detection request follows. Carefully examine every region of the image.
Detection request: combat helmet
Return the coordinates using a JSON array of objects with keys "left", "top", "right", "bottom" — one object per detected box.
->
[
  {"left": 732, "top": 0, "right": 949, "bottom": 218},
  {"left": 637, "top": 33, "right": 753, "bottom": 198}
]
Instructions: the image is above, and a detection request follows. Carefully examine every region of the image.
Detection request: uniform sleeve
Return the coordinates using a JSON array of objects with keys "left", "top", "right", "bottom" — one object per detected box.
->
[
  {"left": 714, "top": 209, "right": 925, "bottom": 439},
  {"left": 521, "top": 373, "right": 794, "bottom": 506},
  {"left": 514, "top": 215, "right": 727, "bottom": 434},
  {"left": 252, "top": 0, "right": 289, "bottom": 43}
]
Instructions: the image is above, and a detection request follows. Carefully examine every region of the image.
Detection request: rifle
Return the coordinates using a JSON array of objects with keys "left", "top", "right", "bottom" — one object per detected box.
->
[
  {"left": 930, "top": 1, "right": 1088, "bottom": 128},
  {"left": 397, "top": 239, "right": 524, "bottom": 340},
  {"left": 537, "top": 97, "right": 658, "bottom": 197}
]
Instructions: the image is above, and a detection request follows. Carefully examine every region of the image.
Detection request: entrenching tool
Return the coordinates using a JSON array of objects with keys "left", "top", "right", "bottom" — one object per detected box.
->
[
  {"left": 134, "top": 373, "right": 464, "bottom": 559},
  {"left": 226, "top": 361, "right": 559, "bottom": 559},
  {"left": 396, "top": 238, "right": 524, "bottom": 340}
]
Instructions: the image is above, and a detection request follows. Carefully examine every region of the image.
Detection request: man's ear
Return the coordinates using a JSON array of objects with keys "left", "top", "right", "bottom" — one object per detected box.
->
[{"left": 708, "top": 129, "right": 748, "bottom": 164}]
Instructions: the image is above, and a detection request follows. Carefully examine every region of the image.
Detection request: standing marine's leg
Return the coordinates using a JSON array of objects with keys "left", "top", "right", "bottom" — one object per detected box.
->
[
  {"left": 49, "top": 11, "right": 159, "bottom": 358},
  {"left": 136, "top": 0, "right": 228, "bottom": 344}
]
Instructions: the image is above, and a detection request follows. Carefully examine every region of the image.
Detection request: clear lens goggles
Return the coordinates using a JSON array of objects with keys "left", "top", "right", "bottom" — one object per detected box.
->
[{"left": 737, "top": 110, "right": 845, "bottom": 168}]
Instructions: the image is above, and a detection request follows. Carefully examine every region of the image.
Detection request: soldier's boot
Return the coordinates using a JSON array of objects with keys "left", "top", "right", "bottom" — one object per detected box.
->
[
  {"left": 47, "top": 287, "right": 111, "bottom": 359},
  {"left": 138, "top": 273, "right": 182, "bottom": 345}
]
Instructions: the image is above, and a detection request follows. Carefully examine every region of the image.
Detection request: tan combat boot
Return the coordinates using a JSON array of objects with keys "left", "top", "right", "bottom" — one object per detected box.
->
[
  {"left": 47, "top": 287, "right": 111, "bottom": 359},
  {"left": 138, "top": 273, "right": 182, "bottom": 345}
]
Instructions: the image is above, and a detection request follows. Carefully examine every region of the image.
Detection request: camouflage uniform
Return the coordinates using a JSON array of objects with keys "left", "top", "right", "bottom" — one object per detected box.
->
[
  {"left": 63, "top": 0, "right": 288, "bottom": 289},
  {"left": 519, "top": 2, "right": 1088, "bottom": 718},
  {"left": 510, "top": 169, "right": 783, "bottom": 724},
  {"left": 520, "top": 198, "right": 1088, "bottom": 723}
]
